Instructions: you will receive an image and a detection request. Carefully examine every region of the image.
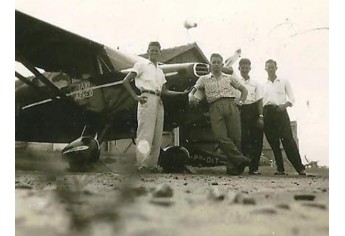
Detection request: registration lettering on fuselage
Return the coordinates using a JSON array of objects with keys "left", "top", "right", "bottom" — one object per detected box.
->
[{"left": 73, "top": 81, "right": 93, "bottom": 100}]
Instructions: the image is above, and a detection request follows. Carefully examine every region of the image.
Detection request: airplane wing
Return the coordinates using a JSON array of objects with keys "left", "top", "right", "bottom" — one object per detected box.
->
[
  {"left": 15, "top": 10, "right": 137, "bottom": 143},
  {"left": 16, "top": 10, "right": 122, "bottom": 74},
  {"left": 15, "top": 10, "right": 208, "bottom": 144}
]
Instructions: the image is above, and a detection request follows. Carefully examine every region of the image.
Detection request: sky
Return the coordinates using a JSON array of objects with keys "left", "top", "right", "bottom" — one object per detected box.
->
[{"left": 14, "top": 0, "right": 329, "bottom": 166}]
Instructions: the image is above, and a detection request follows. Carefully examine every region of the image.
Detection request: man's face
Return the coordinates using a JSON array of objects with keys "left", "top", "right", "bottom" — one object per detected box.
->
[
  {"left": 148, "top": 45, "right": 161, "bottom": 61},
  {"left": 239, "top": 64, "right": 251, "bottom": 77},
  {"left": 265, "top": 62, "right": 277, "bottom": 76},
  {"left": 210, "top": 56, "right": 223, "bottom": 74}
]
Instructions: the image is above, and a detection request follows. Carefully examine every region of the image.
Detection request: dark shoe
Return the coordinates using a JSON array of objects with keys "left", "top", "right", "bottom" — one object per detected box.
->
[
  {"left": 226, "top": 162, "right": 241, "bottom": 175},
  {"left": 298, "top": 170, "right": 307, "bottom": 176},
  {"left": 274, "top": 171, "right": 288, "bottom": 175},
  {"left": 234, "top": 157, "right": 251, "bottom": 175},
  {"left": 226, "top": 157, "right": 251, "bottom": 175},
  {"left": 249, "top": 170, "right": 261, "bottom": 175}
]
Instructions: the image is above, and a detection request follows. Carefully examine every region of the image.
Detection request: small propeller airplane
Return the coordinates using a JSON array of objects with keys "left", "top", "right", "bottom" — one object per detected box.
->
[{"left": 15, "top": 10, "right": 238, "bottom": 172}]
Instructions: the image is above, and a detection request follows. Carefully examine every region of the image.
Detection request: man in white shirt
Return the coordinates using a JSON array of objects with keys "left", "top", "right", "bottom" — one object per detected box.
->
[
  {"left": 263, "top": 59, "right": 306, "bottom": 175},
  {"left": 237, "top": 58, "right": 264, "bottom": 175},
  {"left": 123, "top": 41, "right": 189, "bottom": 173}
]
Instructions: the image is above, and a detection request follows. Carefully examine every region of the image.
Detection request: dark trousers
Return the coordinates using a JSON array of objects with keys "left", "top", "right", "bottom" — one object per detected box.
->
[
  {"left": 209, "top": 98, "right": 245, "bottom": 164},
  {"left": 263, "top": 105, "right": 305, "bottom": 172},
  {"left": 240, "top": 102, "right": 263, "bottom": 172}
]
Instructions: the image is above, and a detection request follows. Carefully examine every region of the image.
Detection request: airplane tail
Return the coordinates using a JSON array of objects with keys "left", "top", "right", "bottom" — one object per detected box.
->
[{"left": 224, "top": 49, "right": 241, "bottom": 68}]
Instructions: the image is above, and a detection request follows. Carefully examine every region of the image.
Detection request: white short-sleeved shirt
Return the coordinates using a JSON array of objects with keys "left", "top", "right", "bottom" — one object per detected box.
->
[
  {"left": 237, "top": 75, "right": 263, "bottom": 104},
  {"left": 194, "top": 73, "right": 242, "bottom": 103},
  {"left": 131, "top": 61, "right": 167, "bottom": 92},
  {"left": 263, "top": 77, "right": 295, "bottom": 106}
]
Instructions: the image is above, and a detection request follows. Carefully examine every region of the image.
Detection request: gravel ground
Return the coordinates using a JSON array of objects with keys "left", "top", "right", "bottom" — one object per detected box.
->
[{"left": 15, "top": 150, "right": 329, "bottom": 236}]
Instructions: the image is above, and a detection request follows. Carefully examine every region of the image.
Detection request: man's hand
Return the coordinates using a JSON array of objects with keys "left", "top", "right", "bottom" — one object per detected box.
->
[
  {"left": 277, "top": 103, "right": 290, "bottom": 112},
  {"left": 257, "top": 117, "right": 264, "bottom": 130},
  {"left": 182, "top": 87, "right": 193, "bottom": 95},
  {"left": 237, "top": 100, "right": 244, "bottom": 107},
  {"left": 136, "top": 95, "right": 148, "bottom": 105},
  {"left": 188, "top": 93, "right": 200, "bottom": 106},
  {"left": 276, "top": 104, "right": 286, "bottom": 112}
]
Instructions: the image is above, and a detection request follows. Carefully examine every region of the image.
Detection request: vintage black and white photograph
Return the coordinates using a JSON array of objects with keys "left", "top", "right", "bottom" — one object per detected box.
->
[{"left": 14, "top": 0, "right": 330, "bottom": 235}]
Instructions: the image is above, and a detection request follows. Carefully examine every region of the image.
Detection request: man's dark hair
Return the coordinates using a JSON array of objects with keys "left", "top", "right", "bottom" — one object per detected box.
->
[
  {"left": 210, "top": 53, "right": 223, "bottom": 62},
  {"left": 148, "top": 41, "right": 161, "bottom": 49},
  {"left": 239, "top": 58, "right": 251, "bottom": 66},
  {"left": 265, "top": 59, "right": 277, "bottom": 66}
]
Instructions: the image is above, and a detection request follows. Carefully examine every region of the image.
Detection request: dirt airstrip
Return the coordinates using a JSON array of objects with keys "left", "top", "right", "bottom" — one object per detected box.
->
[{"left": 15, "top": 151, "right": 329, "bottom": 236}]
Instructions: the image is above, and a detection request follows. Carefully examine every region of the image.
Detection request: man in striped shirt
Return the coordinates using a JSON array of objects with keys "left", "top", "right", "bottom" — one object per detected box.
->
[{"left": 189, "top": 53, "right": 250, "bottom": 175}]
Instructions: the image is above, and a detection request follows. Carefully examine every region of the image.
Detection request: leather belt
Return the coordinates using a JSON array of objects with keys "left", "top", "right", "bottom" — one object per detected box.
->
[
  {"left": 264, "top": 104, "right": 278, "bottom": 108},
  {"left": 264, "top": 104, "right": 279, "bottom": 111},
  {"left": 141, "top": 90, "right": 161, "bottom": 96},
  {"left": 210, "top": 97, "right": 235, "bottom": 104}
]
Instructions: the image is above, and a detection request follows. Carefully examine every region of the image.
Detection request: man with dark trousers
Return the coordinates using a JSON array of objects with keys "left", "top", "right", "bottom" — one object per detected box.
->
[
  {"left": 262, "top": 59, "right": 306, "bottom": 175},
  {"left": 237, "top": 58, "right": 264, "bottom": 175},
  {"left": 188, "top": 53, "right": 250, "bottom": 175}
]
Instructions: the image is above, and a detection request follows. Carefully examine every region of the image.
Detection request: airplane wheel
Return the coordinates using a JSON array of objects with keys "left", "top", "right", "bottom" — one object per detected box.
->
[
  {"left": 158, "top": 146, "right": 190, "bottom": 173},
  {"left": 62, "top": 137, "right": 100, "bottom": 172}
]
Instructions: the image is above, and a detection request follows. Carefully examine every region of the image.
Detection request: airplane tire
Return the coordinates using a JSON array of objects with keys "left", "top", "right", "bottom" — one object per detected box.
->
[
  {"left": 62, "top": 137, "right": 100, "bottom": 172},
  {"left": 158, "top": 146, "right": 190, "bottom": 173}
]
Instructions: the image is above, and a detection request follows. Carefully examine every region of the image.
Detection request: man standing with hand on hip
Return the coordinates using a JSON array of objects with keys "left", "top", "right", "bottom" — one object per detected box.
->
[
  {"left": 237, "top": 58, "right": 264, "bottom": 175},
  {"left": 123, "top": 41, "right": 189, "bottom": 173},
  {"left": 262, "top": 59, "right": 306, "bottom": 175},
  {"left": 189, "top": 53, "right": 250, "bottom": 175}
]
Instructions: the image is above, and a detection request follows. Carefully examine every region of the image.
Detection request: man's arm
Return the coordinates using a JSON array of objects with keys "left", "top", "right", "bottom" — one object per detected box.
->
[
  {"left": 285, "top": 79, "right": 295, "bottom": 106},
  {"left": 257, "top": 99, "right": 263, "bottom": 116},
  {"left": 161, "top": 84, "right": 190, "bottom": 97},
  {"left": 256, "top": 98, "right": 264, "bottom": 129},
  {"left": 237, "top": 84, "right": 248, "bottom": 105},
  {"left": 122, "top": 72, "right": 147, "bottom": 104},
  {"left": 189, "top": 87, "right": 197, "bottom": 96},
  {"left": 229, "top": 75, "right": 247, "bottom": 105},
  {"left": 277, "top": 80, "right": 294, "bottom": 111},
  {"left": 277, "top": 101, "right": 292, "bottom": 111},
  {"left": 188, "top": 76, "right": 206, "bottom": 105},
  {"left": 255, "top": 82, "right": 264, "bottom": 116}
]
